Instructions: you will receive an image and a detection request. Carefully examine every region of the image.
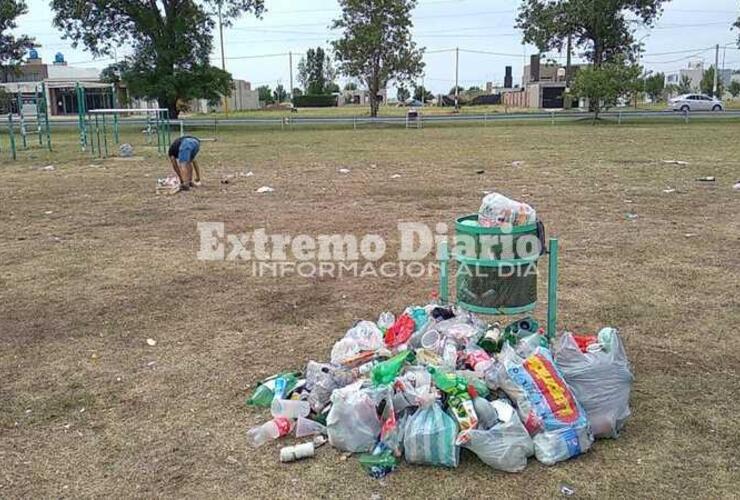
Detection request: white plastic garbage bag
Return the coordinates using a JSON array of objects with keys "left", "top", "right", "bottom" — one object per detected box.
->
[
  {"left": 463, "top": 401, "right": 534, "bottom": 473},
  {"left": 327, "top": 381, "right": 381, "bottom": 453},
  {"left": 478, "top": 192, "right": 536, "bottom": 227},
  {"left": 403, "top": 396, "right": 459, "bottom": 468},
  {"left": 554, "top": 328, "right": 633, "bottom": 439}
]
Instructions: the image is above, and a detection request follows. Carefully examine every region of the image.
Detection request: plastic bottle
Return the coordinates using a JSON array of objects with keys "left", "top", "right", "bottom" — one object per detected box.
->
[
  {"left": 246, "top": 417, "right": 294, "bottom": 448},
  {"left": 295, "top": 417, "right": 327, "bottom": 438},
  {"left": 377, "top": 312, "right": 395, "bottom": 332},
  {"left": 428, "top": 366, "right": 468, "bottom": 394},
  {"left": 271, "top": 399, "right": 310, "bottom": 419},
  {"left": 245, "top": 372, "right": 299, "bottom": 407},
  {"left": 371, "top": 350, "right": 412, "bottom": 386},
  {"left": 442, "top": 339, "right": 459, "bottom": 370}
]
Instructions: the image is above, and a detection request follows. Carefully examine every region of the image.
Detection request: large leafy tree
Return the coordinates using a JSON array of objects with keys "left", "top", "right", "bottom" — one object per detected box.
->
[
  {"left": 1, "top": 0, "right": 36, "bottom": 83},
  {"left": 331, "top": 0, "right": 424, "bottom": 117},
  {"left": 516, "top": 0, "right": 666, "bottom": 66},
  {"left": 51, "top": 0, "right": 264, "bottom": 117}
]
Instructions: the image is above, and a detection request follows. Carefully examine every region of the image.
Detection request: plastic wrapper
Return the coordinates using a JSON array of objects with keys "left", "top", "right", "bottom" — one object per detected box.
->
[
  {"left": 327, "top": 381, "right": 381, "bottom": 453},
  {"left": 330, "top": 321, "right": 384, "bottom": 365},
  {"left": 403, "top": 398, "right": 460, "bottom": 468},
  {"left": 495, "top": 344, "right": 593, "bottom": 465},
  {"left": 463, "top": 402, "right": 534, "bottom": 473},
  {"left": 554, "top": 329, "right": 633, "bottom": 439},
  {"left": 478, "top": 192, "right": 536, "bottom": 228}
]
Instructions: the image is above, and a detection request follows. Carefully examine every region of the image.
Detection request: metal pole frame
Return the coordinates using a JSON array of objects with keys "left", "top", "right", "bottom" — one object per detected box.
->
[
  {"left": 35, "top": 85, "right": 43, "bottom": 146},
  {"left": 102, "top": 112, "right": 109, "bottom": 158},
  {"left": 546, "top": 238, "right": 559, "bottom": 340},
  {"left": 77, "top": 83, "right": 88, "bottom": 151},
  {"left": 438, "top": 241, "right": 450, "bottom": 305},
  {"left": 8, "top": 114, "right": 17, "bottom": 160},
  {"left": 40, "top": 82, "right": 52, "bottom": 151}
]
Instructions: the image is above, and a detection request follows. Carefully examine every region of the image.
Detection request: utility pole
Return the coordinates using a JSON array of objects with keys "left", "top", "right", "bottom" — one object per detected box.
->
[
  {"left": 218, "top": 0, "right": 229, "bottom": 115},
  {"left": 713, "top": 43, "right": 719, "bottom": 97},
  {"left": 289, "top": 52, "right": 294, "bottom": 101},
  {"left": 565, "top": 34, "right": 572, "bottom": 88},
  {"left": 455, "top": 47, "right": 459, "bottom": 110}
]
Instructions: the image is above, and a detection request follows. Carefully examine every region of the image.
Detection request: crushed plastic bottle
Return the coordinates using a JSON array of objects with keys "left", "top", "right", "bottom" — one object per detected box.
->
[
  {"left": 246, "top": 417, "right": 294, "bottom": 448},
  {"left": 371, "top": 350, "right": 413, "bottom": 386}
]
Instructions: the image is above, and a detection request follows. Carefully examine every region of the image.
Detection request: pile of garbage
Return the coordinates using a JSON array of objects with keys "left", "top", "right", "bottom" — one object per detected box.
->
[{"left": 245, "top": 305, "right": 633, "bottom": 476}]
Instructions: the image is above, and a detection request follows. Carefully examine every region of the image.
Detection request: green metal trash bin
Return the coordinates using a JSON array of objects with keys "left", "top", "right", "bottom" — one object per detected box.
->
[{"left": 454, "top": 214, "right": 542, "bottom": 315}]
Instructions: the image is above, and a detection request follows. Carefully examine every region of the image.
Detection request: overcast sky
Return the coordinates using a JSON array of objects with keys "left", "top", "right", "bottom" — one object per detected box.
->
[{"left": 14, "top": 0, "right": 740, "bottom": 93}]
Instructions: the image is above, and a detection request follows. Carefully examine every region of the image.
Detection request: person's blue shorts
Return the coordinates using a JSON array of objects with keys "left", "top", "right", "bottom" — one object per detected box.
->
[{"left": 178, "top": 138, "right": 200, "bottom": 163}]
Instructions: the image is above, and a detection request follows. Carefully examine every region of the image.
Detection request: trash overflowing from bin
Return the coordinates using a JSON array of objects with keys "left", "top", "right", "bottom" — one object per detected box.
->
[{"left": 245, "top": 304, "right": 633, "bottom": 476}]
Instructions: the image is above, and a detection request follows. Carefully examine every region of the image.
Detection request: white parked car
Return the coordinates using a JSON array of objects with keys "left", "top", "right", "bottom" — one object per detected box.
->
[{"left": 669, "top": 94, "right": 724, "bottom": 112}]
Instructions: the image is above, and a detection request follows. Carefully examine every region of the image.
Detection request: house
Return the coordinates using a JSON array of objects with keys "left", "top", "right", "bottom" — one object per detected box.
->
[
  {"left": 502, "top": 55, "right": 587, "bottom": 109},
  {"left": 338, "top": 88, "right": 387, "bottom": 106},
  {"left": 665, "top": 61, "right": 704, "bottom": 90},
  {"left": 189, "top": 79, "right": 259, "bottom": 113}
]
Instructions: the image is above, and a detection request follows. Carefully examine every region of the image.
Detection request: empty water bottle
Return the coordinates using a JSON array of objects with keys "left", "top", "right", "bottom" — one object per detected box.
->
[{"left": 246, "top": 417, "right": 294, "bottom": 448}]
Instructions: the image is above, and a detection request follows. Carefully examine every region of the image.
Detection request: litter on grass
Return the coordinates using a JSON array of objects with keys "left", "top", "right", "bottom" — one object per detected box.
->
[
  {"left": 256, "top": 186, "right": 275, "bottom": 193},
  {"left": 245, "top": 306, "right": 633, "bottom": 476}
]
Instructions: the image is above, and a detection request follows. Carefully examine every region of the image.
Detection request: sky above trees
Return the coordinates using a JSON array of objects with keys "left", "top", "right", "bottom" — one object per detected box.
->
[{"left": 11, "top": 0, "right": 740, "bottom": 93}]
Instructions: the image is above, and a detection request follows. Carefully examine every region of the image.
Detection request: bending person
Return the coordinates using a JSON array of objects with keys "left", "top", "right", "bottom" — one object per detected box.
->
[{"left": 168, "top": 136, "right": 201, "bottom": 191}]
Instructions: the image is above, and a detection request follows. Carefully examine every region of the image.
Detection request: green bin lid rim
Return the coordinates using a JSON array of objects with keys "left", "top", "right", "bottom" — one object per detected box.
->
[{"left": 455, "top": 214, "right": 538, "bottom": 235}]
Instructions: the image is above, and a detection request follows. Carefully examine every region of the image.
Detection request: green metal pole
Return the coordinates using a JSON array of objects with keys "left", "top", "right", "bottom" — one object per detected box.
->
[
  {"left": 102, "top": 112, "right": 109, "bottom": 158},
  {"left": 77, "top": 83, "right": 87, "bottom": 151},
  {"left": 546, "top": 238, "right": 559, "bottom": 340},
  {"left": 438, "top": 241, "right": 449, "bottom": 305},
  {"left": 110, "top": 85, "right": 119, "bottom": 144},
  {"left": 95, "top": 113, "right": 101, "bottom": 158},
  {"left": 41, "top": 82, "right": 51, "bottom": 151},
  {"left": 8, "top": 114, "right": 17, "bottom": 161}
]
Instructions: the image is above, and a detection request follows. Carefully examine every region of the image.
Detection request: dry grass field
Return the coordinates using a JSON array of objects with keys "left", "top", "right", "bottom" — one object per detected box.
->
[{"left": 1, "top": 120, "right": 739, "bottom": 498}]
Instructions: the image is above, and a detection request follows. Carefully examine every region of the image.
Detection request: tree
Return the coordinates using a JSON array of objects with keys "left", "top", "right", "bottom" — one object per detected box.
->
[
  {"left": 516, "top": 0, "right": 666, "bottom": 67},
  {"left": 273, "top": 84, "right": 287, "bottom": 103},
  {"left": 413, "top": 85, "right": 433, "bottom": 103},
  {"left": 643, "top": 72, "right": 664, "bottom": 102},
  {"left": 51, "top": 0, "right": 265, "bottom": 118},
  {"left": 1, "top": 0, "right": 36, "bottom": 83},
  {"left": 332, "top": 0, "right": 425, "bottom": 117},
  {"left": 700, "top": 66, "right": 723, "bottom": 97},
  {"left": 257, "top": 85, "right": 272, "bottom": 104},
  {"left": 449, "top": 85, "right": 464, "bottom": 95},
  {"left": 571, "top": 59, "right": 640, "bottom": 119},
  {"left": 297, "top": 47, "right": 330, "bottom": 94},
  {"left": 292, "top": 87, "right": 303, "bottom": 97},
  {"left": 729, "top": 80, "right": 740, "bottom": 99},
  {"left": 677, "top": 74, "right": 692, "bottom": 94},
  {"left": 663, "top": 83, "right": 678, "bottom": 99},
  {"left": 396, "top": 85, "right": 410, "bottom": 102}
]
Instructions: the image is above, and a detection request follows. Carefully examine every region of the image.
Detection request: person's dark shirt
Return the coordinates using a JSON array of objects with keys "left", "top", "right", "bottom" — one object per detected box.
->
[{"left": 168, "top": 136, "right": 199, "bottom": 158}]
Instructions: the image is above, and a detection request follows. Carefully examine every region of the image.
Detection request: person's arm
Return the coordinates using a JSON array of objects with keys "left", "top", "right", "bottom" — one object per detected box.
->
[
  {"left": 170, "top": 156, "right": 183, "bottom": 183},
  {"left": 192, "top": 159, "right": 201, "bottom": 183}
]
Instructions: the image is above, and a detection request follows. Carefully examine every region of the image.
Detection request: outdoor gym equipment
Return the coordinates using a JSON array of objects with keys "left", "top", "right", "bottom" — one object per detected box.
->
[
  {"left": 85, "top": 108, "right": 171, "bottom": 158},
  {"left": 1, "top": 83, "right": 52, "bottom": 160},
  {"left": 438, "top": 216, "right": 559, "bottom": 338}
]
